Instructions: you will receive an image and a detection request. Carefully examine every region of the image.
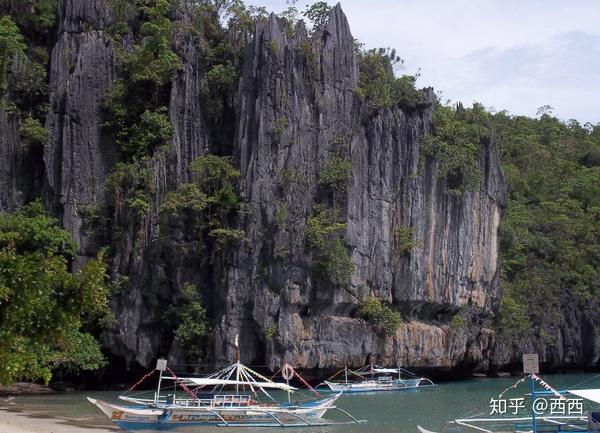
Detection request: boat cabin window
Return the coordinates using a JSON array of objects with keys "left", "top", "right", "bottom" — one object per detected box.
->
[{"left": 213, "top": 394, "right": 252, "bottom": 406}]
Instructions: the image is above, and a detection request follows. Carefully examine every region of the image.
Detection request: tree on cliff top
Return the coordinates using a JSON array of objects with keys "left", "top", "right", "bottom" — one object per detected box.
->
[
  {"left": 496, "top": 113, "right": 600, "bottom": 340},
  {"left": 0, "top": 201, "right": 111, "bottom": 386}
]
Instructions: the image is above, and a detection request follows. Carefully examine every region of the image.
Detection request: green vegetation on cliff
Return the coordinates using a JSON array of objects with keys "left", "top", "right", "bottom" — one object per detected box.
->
[
  {"left": 306, "top": 206, "right": 353, "bottom": 287},
  {"left": 424, "top": 102, "right": 600, "bottom": 338},
  {"left": 356, "top": 47, "right": 425, "bottom": 112},
  {"left": 359, "top": 297, "right": 402, "bottom": 334},
  {"left": 420, "top": 103, "right": 487, "bottom": 195},
  {"left": 495, "top": 110, "right": 600, "bottom": 339},
  {"left": 161, "top": 155, "right": 244, "bottom": 245},
  {"left": 0, "top": 16, "right": 25, "bottom": 92},
  {"left": 169, "top": 282, "right": 207, "bottom": 360},
  {"left": 102, "top": 0, "right": 181, "bottom": 218},
  {"left": 103, "top": 0, "right": 180, "bottom": 160},
  {"left": 0, "top": 202, "right": 110, "bottom": 385}
]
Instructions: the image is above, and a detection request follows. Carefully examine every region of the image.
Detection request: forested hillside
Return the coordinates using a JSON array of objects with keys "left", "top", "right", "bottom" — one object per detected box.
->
[
  {"left": 0, "top": 0, "right": 598, "bottom": 385},
  {"left": 494, "top": 109, "right": 600, "bottom": 363}
]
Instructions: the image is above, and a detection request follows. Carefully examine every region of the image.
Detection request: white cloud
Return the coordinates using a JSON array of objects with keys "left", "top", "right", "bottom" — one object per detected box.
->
[{"left": 250, "top": 0, "right": 600, "bottom": 123}]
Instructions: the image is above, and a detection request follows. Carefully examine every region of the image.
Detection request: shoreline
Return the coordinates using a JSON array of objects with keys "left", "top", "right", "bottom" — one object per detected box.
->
[{"left": 0, "top": 407, "right": 116, "bottom": 433}]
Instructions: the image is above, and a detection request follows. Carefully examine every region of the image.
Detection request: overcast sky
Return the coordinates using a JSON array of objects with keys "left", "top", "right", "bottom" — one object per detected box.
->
[{"left": 250, "top": 0, "right": 600, "bottom": 124}]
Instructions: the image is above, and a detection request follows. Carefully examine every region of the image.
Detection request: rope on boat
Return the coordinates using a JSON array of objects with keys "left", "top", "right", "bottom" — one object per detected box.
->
[
  {"left": 269, "top": 367, "right": 282, "bottom": 381},
  {"left": 498, "top": 375, "right": 528, "bottom": 398},
  {"left": 498, "top": 374, "right": 566, "bottom": 400},
  {"left": 326, "top": 368, "right": 344, "bottom": 381},
  {"left": 127, "top": 368, "right": 156, "bottom": 392},
  {"left": 568, "top": 374, "right": 600, "bottom": 390},
  {"left": 531, "top": 374, "right": 567, "bottom": 400},
  {"left": 166, "top": 367, "right": 198, "bottom": 400},
  {"left": 291, "top": 367, "right": 319, "bottom": 396},
  {"left": 239, "top": 365, "right": 279, "bottom": 404}
]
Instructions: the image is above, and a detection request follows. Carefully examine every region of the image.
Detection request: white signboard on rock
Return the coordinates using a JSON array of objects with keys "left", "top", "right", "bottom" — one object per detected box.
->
[
  {"left": 523, "top": 353, "right": 539, "bottom": 374},
  {"left": 156, "top": 358, "right": 168, "bottom": 371}
]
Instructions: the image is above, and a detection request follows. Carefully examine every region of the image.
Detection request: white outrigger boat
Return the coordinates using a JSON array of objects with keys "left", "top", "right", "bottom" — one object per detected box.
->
[
  {"left": 417, "top": 354, "right": 600, "bottom": 433},
  {"left": 88, "top": 358, "right": 365, "bottom": 430},
  {"left": 316, "top": 364, "right": 436, "bottom": 393}
]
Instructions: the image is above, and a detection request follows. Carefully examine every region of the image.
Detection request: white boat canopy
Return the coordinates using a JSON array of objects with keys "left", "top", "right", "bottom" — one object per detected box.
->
[
  {"left": 167, "top": 377, "right": 297, "bottom": 391},
  {"left": 568, "top": 389, "right": 600, "bottom": 404},
  {"left": 373, "top": 368, "right": 400, "bottom": 373}
]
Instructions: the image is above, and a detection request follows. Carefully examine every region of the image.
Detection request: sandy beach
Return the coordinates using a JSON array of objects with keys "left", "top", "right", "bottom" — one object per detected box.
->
[{"left": 0, "top": 408, "right": 116, "bottom": 433}]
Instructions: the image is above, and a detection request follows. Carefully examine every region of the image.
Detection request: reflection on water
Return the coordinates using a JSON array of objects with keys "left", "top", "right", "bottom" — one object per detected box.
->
[{"left": 2, "top": 374, "right": 599, "bottom": 433}]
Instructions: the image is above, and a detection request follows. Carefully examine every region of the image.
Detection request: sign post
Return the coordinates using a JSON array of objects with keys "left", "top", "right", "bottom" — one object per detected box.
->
[
  {"left": 155, "top": 358, "right": 167, "bottom": 404},
  {"left": 523, "top": 354, "right": 539, "bottom": 433}
]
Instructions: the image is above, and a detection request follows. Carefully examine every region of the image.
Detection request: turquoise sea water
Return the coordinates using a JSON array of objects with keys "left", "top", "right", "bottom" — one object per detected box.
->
[{"left": 2, "top": 374, "right": 599, "bottom": 433}]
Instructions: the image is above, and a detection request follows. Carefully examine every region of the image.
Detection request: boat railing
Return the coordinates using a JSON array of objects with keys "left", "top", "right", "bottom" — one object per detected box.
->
[
  {"left": 212, "top": 394, "right": 252, "bottom": 407},
  {"left": 171, "top": 397, "right": 213, "bottom": 407},
  {"left": 166, "top": 395, "right": 253, "bottom": 407}
]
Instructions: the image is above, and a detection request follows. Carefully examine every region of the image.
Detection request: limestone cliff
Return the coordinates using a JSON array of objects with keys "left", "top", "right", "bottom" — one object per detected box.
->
[
  {"left": 218, "top": 6, "right": 505, "bottom": 370},
  {"left": 4, "top": 0, "right": 590, "bottom": 375}
]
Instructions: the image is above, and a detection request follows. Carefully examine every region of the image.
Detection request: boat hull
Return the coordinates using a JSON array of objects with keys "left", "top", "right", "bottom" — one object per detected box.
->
[
  {"left": 321, "top": 378, "right": 436, "bottom": 393},
  {"left": 88, "top": 395, "right": 339, "bottom": 430}
]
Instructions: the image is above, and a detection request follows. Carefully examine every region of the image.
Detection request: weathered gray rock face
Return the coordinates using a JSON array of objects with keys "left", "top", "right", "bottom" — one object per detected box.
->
[
  {"left": 4, "top": 1, "right": 558, "bottom": 374},
  {"left": 216, "top": 5, "right": 506, "bottom": 371},
  {"left": 99, "top": 2, "right": 215, "bottom": 368},
  {"left": 491, "top": 299, "right": 600, "bottom": 370},
  {"left": 44, "top": 0, "right": 117, "bottom": 263},
  {"left": 0, "top": 59, "right": 45, "bottom": 212},
  {"left": 0, "top": 106, "right": 27, "bottom": 211}
]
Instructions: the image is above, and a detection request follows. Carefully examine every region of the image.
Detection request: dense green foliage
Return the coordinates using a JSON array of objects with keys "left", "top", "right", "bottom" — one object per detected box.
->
[
  {"left": 359, "top": 297, "right": 401, "bottom": 334},
  {"left": 420, "top": 103, "right": 487, "bottom": 195},
  {"left": 303, "top": 1, "right": 331, "bottom": 28},
  {"left": 188, "top": 0, "right": 267, "bottom": 148},
  {"left": 170, "top": 283, "right": 207, "bottom": 360},
  {"left": 108, "top": 160, "right": 155, "bottom": 217},
  {"left": 306, "top": 206, "right": 353, "bottom": 287},
  {"left": 0, "top": 15, "right": 26, "bottom": 92},
  {"left": 418, "top": 102, "right": 600, "bottom": 340},
  {"left": 356, "top": 47, "right": 425, "bottom": 112},
  {"left": 0, "top": 202, "right": 110, "bottom": 385},
  {"left": 2, "top": 0, "right": 55, "bottom": 118},
  {"left": 11, "top": 46, "right": 49, "bottom": 118},
  {"left": 130, "top": 0, "right": 182, "bottom": 86},
  {"left": 319, "top": 155, "right": 352, "bottom": 192},
  {"left": 102, "top": 0, "right": 182, "bottom": 218},
  {"left": 495, "top": 112, "right": 600, "bottom": 338},
  {"left": 265, "top": 323, "right": 278, "bottom": 339},
  {"left": 394, "top": 226, "right": 415, "bottom": 255},
  {"left": 20, "top": 116, "right": 48, "bottom": 147},
  {"left": 2, "top": 0, "right": 57, "bottom": 36},
  {"left": 103, "top": 0, "right": 180, "bottom": 161},
  {"left": 161, "top": 155, "right": 244, "bottom": 244}
]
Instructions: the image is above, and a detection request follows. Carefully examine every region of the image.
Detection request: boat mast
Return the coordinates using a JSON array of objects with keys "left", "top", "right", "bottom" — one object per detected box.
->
[
  {"left": 344, "top": 364, "right": 348, "bottom": 385},
  {"left": 530, "top": 375, "right": 537, "bottom": 433},
  {"left": 235, "top": 334, "right": 240, "bottom": 393},
  {"left": 523, "top": 354, "right": 539, "bottom": 433}
]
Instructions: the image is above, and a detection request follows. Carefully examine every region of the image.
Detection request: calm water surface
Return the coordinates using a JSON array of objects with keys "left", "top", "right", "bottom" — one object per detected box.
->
[{"left": 2, "top": 374, "right": 599, "bottom": 433}]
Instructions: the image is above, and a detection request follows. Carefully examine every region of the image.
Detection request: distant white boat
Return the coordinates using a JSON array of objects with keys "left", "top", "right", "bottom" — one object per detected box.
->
[{"left": 316, "top": 364, "right": 436, "bottom": 393}]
